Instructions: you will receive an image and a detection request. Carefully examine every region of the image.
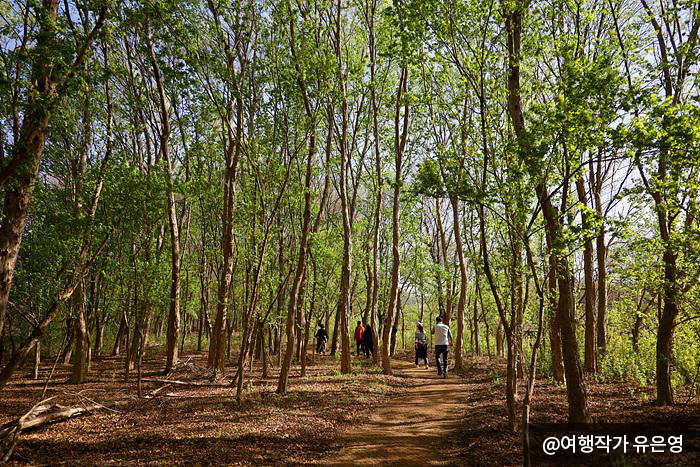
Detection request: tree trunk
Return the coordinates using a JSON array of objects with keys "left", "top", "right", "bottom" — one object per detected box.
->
[
  {"left": 473, "top": 272, "right": 481, "bottom": 356},
  {"left": 69, "top": 290, "right": 89, "bottom": 384},
  {"left": 545, "top": 231, "right": 566, "bottom": 383},
  {"left": 335, "top": 0, "right": 353, "bottom": 375},
  {"left": 278, "top": 24, "right": 317, "bottom": 390},
  {"left": 145, "top": 17, "right": 181, "bottom": 375},
  {"left": 496, "top": 323, "right": 503, "bottom": 357},
  {"left": 450, "top": 195, "right": 467, "bottom": 371},
  {"left": 366, "top": 0, "right": 383, "bottom": 365},
  {"left": 206, "top": 1, "right": 245, "bottom": 374},
  {"left": 382, "top": 65, "right": 409, "bottom": 375},
  {"left": 112, "top": 312, "right": 128, "bottom": 356},
  {"left": 505, "top": 334, "right": 517, "bottom": 431},
  {"left": 656, "top": 247, "right": 679, "bottom": 405},
  {"left": 594, "top": 203, "right": 607, "bottom": 359},
  {"left": 435, "top": 200, "right": 453, "bottom": 323},
  {"left": 33, "top": 341, "right": 40, "bottom": 379},
  {"left": 330, "top": 304, "right": 340, "bottom": 356},
  {"left": 576, "top": 177, "right": 596, "bottom": 373}
]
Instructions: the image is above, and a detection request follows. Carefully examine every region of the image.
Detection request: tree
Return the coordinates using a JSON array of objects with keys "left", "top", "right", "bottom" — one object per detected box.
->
[
  {"left": 503, "top": 0, "right": 590, "bottom": 423},
  {"left": 0, "top": 0, "right": 107, "bottom": 353}
]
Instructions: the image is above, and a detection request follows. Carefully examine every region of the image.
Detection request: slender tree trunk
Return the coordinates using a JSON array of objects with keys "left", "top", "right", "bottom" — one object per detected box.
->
[
  {"left": 522, "top": 241, "right": 546, "bottom": 467},
  {"left": 69, "top": 291, "right": 89, "bottom": 384},
  {"left": 450, "top": 195, "right": 467, "bottom": 370},
  {"left": 112, "top": 312, "right": 128, "bottom": 356},
  {"left": 206, "top": 0, "right": 246, "bottom": 373},
  {"left": 382, "top": 65, "right": 408, "bottom": 375},
  {"left": 435, "top": 200, "right": 453, "bottom": 323},
  {"left": 473, "top": 271, "right": 481, "bottom": 356},
  {"left": 576, "top": 177, "right": 596, "bottom": 373},
  {"left": 656, "top": 246, "right": 678, "bottom": 405},
  {"left": 496, "top": 322, "right": 503, "bottom": 357},
  {"left": 335, "top": 0, "right": 353, "bottom": 374},
  {"left": 33, "top": 341, "right": 40, "bottom": 379},
  {"left": 278, "top": 19, "right": 317, "bottom": 391},
  {"left": 69, "top": 91, "right": 92, "bottom": 385},
  {"left": 145, "top": 17, "right": 181, "bottom": 374},
  {"left": 331, "top": 304, "right": 341, "bottom": 356},
  {"left": 367, "top": 1, "right": 382, "bottom": 364},
  {"left": 545, "top": 230, "right": 565, "bottom": 383},
  {"left": 592, "top": 157, "right": 607, "bottom": 361}
]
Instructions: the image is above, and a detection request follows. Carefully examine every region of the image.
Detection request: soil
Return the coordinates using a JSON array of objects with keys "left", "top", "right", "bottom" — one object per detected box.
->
[
  {"left": 1, "top": 351, "right": 698, "bottom": 466},
  {"left": 330, "top": 359, "right": 468, "bottom": 466}
]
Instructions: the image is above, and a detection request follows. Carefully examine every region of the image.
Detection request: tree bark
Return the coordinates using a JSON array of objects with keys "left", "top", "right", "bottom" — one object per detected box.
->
[
  {"left": 576, "top": 177, "right": 597, "bottom": 373},
  {"left": 591, "top": 153, "right": 607, "bottom": 361},
  {"left": 473, "top": 271, "right": 481, "bottom": 356},
  {"left": 144, "top": 16, "right": 181, "bottom": 375},
  {"left": 206, "top": 0, "right": 246, "bottom": 373},
  {"left": 435, "top": 200, "right": 453, "bottom": 323},
  {"left": 382, "top": 65, "right": 409, "bottom": 375},
  {"left": 278, "top": 14, "right": 317, "bottom": 392},
  {"left": 367, "top": 0, "right": 383, "bottom": 364},
  {"left": 450, "top": 195, "right": 467, "bottom": 371},
  {"left": 335, "top": 0, "right": 353, "bottom": 374}
]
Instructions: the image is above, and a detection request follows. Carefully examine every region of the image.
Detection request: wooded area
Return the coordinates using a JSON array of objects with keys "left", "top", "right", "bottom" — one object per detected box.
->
[{"left": 1, "top": 0, "right": 700, "bottom": 464}]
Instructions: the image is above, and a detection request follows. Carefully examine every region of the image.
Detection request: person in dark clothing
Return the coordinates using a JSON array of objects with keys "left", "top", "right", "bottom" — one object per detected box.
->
[
  {"left": 362, "top": 324, "right": 374, "bottom": 357},
  {"left": 315, "top": 324, "right": 329, "bottom": 354},
  {"left": 414, "top": 322, "right": 429, "bottom": 367}
]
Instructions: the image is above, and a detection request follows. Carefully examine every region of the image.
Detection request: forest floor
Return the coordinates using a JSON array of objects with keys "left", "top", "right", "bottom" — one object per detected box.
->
[
  {"left": 329, "top": 358, "right": 469, "bottom": 466},
  {"left": 1, "top": 349, "right": 699, "bottom": 465}
]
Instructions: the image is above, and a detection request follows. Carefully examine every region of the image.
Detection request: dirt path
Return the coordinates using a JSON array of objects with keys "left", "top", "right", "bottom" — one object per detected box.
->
[{"left": 329, "top": 358, "right": 469, "bottom": 466}]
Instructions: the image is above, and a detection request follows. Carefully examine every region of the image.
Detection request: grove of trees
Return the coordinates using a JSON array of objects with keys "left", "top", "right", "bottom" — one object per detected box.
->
[{"left": 2, "top": 0, "right": 700, "bottom": 437}]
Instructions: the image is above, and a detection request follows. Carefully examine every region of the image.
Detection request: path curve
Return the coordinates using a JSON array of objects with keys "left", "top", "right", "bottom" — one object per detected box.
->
[{"left": 329, "top": 358, "right": 468, "bottom": 466}]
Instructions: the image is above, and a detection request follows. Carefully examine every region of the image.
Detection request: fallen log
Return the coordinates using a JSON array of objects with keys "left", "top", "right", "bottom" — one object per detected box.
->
[
  {"left": 0, "top": 384, "right": 170, "bottom": 461},
  {"left": 0, "top": 399, "right": 123, "bottom": 438}
]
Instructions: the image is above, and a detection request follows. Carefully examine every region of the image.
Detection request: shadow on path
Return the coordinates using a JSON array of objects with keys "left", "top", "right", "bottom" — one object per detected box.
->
[{"left": 327, "top": 359, "right": 469, "bottom": 466}]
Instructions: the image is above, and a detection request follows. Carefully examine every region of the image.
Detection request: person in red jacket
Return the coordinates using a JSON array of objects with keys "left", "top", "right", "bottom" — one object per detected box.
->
[{"left": 354, "top": 321, "right": 365, "bottom": 356}]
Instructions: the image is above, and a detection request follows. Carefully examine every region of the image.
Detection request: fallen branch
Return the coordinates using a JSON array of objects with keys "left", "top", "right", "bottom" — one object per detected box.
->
[
  {"left": 141, "top": 377, "right": 228, "bottom": 387},
  {"left": 0, "top": 384, "right": 170, "bottom": 461},
  {"left": 61, "top": 390, "right": 123, "bottom": 414},
  {"left": 0, "top": 399, "right": 128, "bottom": 440},
  {"left": 145, "top": 384, "right": 172, "bottom": 398}
]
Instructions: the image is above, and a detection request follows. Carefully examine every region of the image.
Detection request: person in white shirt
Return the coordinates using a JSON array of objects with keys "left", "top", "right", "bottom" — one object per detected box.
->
[{"left": 432, "top": 316, "right": 452, "bottom": 378}]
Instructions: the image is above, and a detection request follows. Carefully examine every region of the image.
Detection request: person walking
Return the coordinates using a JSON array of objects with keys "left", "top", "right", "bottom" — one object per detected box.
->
[
  {"left": 354, "top": 321, "right": 365, "bottom": 356},
  {"left": 414, "top": 322, "right": 429, "bottom": 368},
  {"left": 432, "top": 316, "right": 452, "bottom": 378},
  {"left": 315, "top": 324, "right": 329, "bottom": 355},
  {"left": 362, "top": 324, "right": 374, "bottom": 358}
]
